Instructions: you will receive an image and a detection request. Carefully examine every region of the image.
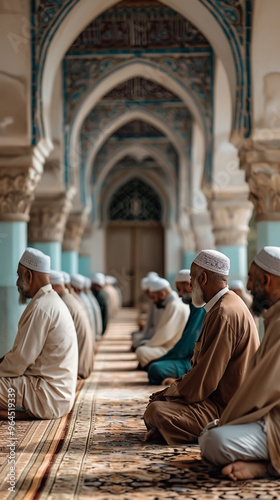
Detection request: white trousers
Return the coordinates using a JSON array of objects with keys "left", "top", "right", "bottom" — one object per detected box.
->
[{"left": 199, "top": 419, "right": 269, "bottom": 467}]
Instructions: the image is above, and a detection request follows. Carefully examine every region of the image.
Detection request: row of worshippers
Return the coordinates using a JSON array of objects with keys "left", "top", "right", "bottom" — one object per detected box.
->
[
  {"left": 0, "top": 247, "right": 121, "bottom": 420},
  {"left": 133, "top": 270, "right": 258, "bottom": 386},
  {"left": 142, "top": 247, "right": 280, "bottom": 481}
]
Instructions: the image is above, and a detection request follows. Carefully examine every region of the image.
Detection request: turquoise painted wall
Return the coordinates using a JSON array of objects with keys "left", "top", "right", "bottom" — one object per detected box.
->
[{"left": 0, "top": 221, "right": 27, "bottom": 356}]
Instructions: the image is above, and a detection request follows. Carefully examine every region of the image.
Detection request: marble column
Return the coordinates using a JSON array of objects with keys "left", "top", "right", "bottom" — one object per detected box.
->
[
  {"left": 62, "top": 211, "right": 88, "bottom": 275},
  {"left": 240, "top": 137, "right": 280, "bottom": 251},
  {"left": 28, "top": 189, "right": 75, "bottom": 270},
  {"left": 0, "top": 150, "right": 43, "bottom": 355},
  {"left": 208, "top": 191, "right": 253, "bottom": 281}
]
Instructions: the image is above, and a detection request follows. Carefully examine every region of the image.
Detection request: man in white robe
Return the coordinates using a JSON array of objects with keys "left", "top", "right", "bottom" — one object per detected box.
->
[
  {"left": 136, "top": 278, "right": 190, "bottom": 368},
  {"left": 50, "top": 270, "right": 94, "bottom": 379},
  {"left": 0, "top": 248, "right": 78, "bottom": 420}
]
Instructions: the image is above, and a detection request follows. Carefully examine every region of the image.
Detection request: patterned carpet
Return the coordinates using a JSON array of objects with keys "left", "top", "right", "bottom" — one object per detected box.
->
[{"left": 0, "top": 308, "right": 279, "bottom": 499}]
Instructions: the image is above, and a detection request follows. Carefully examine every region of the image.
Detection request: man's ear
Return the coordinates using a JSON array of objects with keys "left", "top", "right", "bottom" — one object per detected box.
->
[
  {"left": 263, "top": 272, "right": 271, "bottom": 290},
  {"left": 199, "top": 271, "right": 208, "bottom": 286},
  {"left": 185, "top": 282, "right": 192, "bottom": 293},
  {"left": 25, "top": 269, "right": 33, "bottom": 284}
]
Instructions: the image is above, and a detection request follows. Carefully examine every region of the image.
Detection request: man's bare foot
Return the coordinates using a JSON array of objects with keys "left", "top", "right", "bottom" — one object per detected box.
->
[
  {"left": 222, "top": 461, "right": 269, "bottom": 481},
  {"left": 161, "top": 377, "right": 176, "bottom": 386},
  {"left": 144, "top": 429, "right": 162, "bottom": 442}
]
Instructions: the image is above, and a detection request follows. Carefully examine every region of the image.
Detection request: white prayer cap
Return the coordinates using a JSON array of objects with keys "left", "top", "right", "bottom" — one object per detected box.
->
[
  {"left": 19, "top": 247, "right": 50, "bottom": 274},
  {"left": 253, "top": 246, "right": 280, "bottom": 276},
  {"left": 193, "top": 249, "right": 230, "bottom": 276},
  {"left": 175, "top": 269, "right": 191, "bottom": 282},
  {"left": 229, "top": 279, "right": 244, "bottom": 290},
  {"left": 146, "top": 271, "right": 159, "bottom": 278},
  {"left": 141, "top": 276, "right": 157, "bottom": 290},
  {"left": 84, "top": 277, "right": 91, "bottom": 289},
  {"left": 149, "top": 277, "right": 170, "bottom": 292},
  {"left": 92, "top": 272, "right": 105, "bottom": 287},
  {"left": 105, "top": 275, "right": 117, "bottom": 285},
  {"left": 62, "top": 271, "right": 70, "bottom": 284},
  {"left": 141, "top": 277, "right": 150, "bottom": 290},
  {"left": 50, "top": 270, "right": 64, "bottom": 286},
  {"left": 70, "top": 273, "right": 85, "bottom": 290}
]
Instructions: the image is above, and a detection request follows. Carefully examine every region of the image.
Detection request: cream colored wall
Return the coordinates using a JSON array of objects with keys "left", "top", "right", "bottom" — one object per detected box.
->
[
  {"left": 0, "top": 1, "right": 31, "bottom": 146},
  {"left": 252, "top": 0, "right": 280, "bottom": 129}
]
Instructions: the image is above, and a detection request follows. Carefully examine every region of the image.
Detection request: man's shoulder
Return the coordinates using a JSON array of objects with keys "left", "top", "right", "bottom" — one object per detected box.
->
[{"left": 208, "top": 290, "right": 251, "bottom": 321}]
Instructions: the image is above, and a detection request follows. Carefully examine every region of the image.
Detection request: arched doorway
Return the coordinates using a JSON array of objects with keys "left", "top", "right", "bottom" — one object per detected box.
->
[{"left": 106, "top": 178, "right": 164, "bottom": 306}]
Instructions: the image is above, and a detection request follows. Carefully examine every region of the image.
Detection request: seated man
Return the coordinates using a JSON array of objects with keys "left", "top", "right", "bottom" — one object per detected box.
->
[
  {"left": 91, "top": 272, "right": 109, "bottom": 335},
  {"left": 0, "top": 248, "right": 78, "bottom": 420},
  {"left": 144, "top": 250, "right": 259, "bottom": 444},
  {"left": 136, "top": 277, "right": 190, "bottom": 369},
  {"left": 50, "top": 270, "right": 94, "bottom": 379},
  {"left": 199, "top": 246, "right": 280, "bottom": 480},
  {"left": 132, "top": 276, "right": 163, "bottom": 350},
  {"left": 71, "top": 273, "right": 97, "bottom": 340},
  {"left": 148, "top": 269, "right": 206, "bottom": 385}
]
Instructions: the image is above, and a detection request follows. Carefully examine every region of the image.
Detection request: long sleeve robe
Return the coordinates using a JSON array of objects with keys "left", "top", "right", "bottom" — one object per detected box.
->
[
  {"left": 219, "top": 300, "right": 280, "bottom": 474},
  {"left": 144, "top": 291, "right": 259, "bottom": 444},
  {"left": 61, "top": 289, "right": 94, "bottom": 379},
  {"left": 0, "top": 284, "right": 78, "bottom": 419},
  {"left": 136, "top": 295, "right": 190, "bottom": 367}
]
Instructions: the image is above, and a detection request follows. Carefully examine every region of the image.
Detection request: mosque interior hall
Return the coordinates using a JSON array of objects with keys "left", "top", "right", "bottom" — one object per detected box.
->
[{"left": 0, "top": 0, "right": 280, "bottom": 498}]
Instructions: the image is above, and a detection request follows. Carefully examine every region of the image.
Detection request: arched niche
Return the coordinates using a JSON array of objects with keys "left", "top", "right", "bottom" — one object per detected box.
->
[
  {"left": 92, "top": 143, "right": 177, "bottom": 226},
  {"left": 39, "top": 0, "right": 236, "bottom": 142}
]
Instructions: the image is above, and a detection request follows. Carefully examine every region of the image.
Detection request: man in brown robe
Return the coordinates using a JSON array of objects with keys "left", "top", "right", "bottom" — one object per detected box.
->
[
  {"left": 144, "top": 249, "right": 259, "bottom": 445},
  {"left": 199, "top": 246, "right": 280, "bottom": 480}
]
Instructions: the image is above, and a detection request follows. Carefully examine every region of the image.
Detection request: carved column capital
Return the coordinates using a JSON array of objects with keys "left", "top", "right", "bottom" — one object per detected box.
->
[
  {"left": 0, "top": 142, "right": 51, "bottom": 222},
  {"left": 62, "top": 210, "right": 89, "bottom": 252},
  {"left": 239, "top": 140, "right": 280, "bottom": 221},
  {"left": 208, "top": 190, "right": 253, "bottom": 247},
  {"left": 28, "top": 188, "right": 76, "bottom": 243}
]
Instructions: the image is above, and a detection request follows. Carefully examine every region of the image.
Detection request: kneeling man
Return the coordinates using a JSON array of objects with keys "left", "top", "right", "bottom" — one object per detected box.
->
[
  {"left": 0, "top": 248, "right": 78, "bottom": 420},
  {"left": 199, "top": 246, "right": 280, "bottom": 480},
  {"left": 144, "top": 250, "right": 259, "bottom": 444}
]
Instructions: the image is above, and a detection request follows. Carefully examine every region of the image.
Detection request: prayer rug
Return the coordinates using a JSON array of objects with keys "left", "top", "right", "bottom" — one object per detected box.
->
[{"left": 0, "top": 308, "right": 279, "bottom": 499}]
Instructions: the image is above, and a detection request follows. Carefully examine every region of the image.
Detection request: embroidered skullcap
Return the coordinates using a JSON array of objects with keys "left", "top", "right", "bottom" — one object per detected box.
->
[
  {"left": 19, "top": 247, "right": 50, "bottom": 274},
  {"left": 149, "top": 277, "right": 170, "bottom": 292},
  {"left": 146, "top": 271, "right": 159, "bottom": 279},
  {"left": 175, "top": 269, "right": 191, "bottom": 282},
  {"left": 193, "top": 249, "right": 230, "bottom": 276},
  {"left": 92, "top": 272, "right": 106, "bottom": 287},
  {"left": 229, "top": 279, "right": 244, "bottom": 290},
  {"left": 70, "top": 273, "right": 85, "bottom": 290},
  {"left": 50, "top": 270, "right": 64, "bottom": 286},
  {"left": 62, "top": 271, "right": 70, "bottom": 284},
  {"left": 253, "top": 246, "right": 280, "bottom": 276}
]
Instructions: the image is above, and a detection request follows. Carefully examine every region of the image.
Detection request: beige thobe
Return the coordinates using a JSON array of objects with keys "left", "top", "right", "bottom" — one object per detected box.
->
[
  {"left": 144, "top": 291, "right": 259, "bottom": 444},
  {"left": 136, "top": 295, "right": 190, "bottom": 367},
  {"left": 61, "top": 289, "right": 94, "bottom": 379},
  {"left": 219, "top": 300, "right": 280, "bottom": 474},
  {"left": 0, "top": 284, "right": 78, "bottom": 419}
]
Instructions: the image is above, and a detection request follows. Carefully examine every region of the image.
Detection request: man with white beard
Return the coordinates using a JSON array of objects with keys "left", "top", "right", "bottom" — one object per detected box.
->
[
  {"left": 0, "top": 248, "right": 78, "bottom": 420},
  {"left": 144, "top": 249, "right": 259, "bottom": 445}
]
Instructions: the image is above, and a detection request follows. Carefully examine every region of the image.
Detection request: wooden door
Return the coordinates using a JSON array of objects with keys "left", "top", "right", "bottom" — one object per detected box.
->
[{"left": 106, "top": 222, "right": 164, "bottom": 306}]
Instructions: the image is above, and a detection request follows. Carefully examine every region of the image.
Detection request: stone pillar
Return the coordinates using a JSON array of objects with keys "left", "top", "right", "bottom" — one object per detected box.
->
[
  {"left": 178, "top": 208, "right": 196, "bottom": 269},
  {"left": 208, "top": 190, "right": 253, "bottom": 281},
  {"left": 240, "top": 137, "right": 280, "bottom": 251},
  {"left": 28, "top": 189, "right": 75, "bottom": 270},
  {"left": 0, "top": 149, "right": 44, "bottom": 355},
  {"left": 62, "top": 211, "right": 88, "bottom": 275},
  {"left": 79, "top": 225, "right": 93, "bottom": 276}
]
